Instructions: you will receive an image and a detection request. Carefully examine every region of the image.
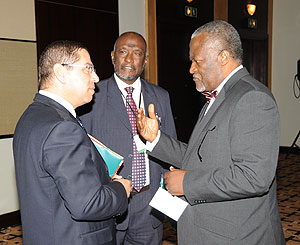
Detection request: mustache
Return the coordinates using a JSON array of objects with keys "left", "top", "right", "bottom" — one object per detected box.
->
[{"left": 120, "top": 64, "right": 136, "bottom": 71}]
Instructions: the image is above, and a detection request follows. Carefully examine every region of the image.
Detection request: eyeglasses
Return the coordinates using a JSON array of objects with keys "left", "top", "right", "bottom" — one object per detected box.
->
[{"left": 61, "top": 63, "right": 96, "bottom": 74}]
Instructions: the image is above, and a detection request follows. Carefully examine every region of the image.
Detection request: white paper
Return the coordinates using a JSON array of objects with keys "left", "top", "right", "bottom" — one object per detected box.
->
[{"left": 149, "top": 187, "right": 188, "bottom": 221}]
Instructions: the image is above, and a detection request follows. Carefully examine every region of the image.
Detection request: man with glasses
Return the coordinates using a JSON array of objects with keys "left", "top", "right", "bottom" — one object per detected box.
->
[{"left": 13, "top": 40, "right": 132, "bottom": 245}]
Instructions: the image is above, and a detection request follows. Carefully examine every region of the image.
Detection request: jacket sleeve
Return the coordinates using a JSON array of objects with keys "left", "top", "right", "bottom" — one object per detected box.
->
[{"left": 42, "top": 120, "right": 128, "bottom": 220}]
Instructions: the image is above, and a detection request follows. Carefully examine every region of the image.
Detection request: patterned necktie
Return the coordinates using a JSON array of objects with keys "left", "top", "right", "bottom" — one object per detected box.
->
[
  {"left": 202, "top": 90, "right": 218, "bottom": 104},
  {"left": 125, "top": 87, "right": 146, "bottom": 192}
]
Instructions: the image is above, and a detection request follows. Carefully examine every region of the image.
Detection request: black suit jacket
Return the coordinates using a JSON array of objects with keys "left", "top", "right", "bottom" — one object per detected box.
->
[
  {"left": 79, "top": 76, "right": 177, "bottom": 229},
  {"left": 13, "top": 93, "right": 128, "bottom": 245}
]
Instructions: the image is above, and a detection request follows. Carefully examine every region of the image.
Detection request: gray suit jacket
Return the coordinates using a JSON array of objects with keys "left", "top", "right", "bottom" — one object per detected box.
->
[
  {"left": 150, "top": 68, "right": 285, "bottom": 244},
  {"left": 79, "top": 76, "right": 177, "bottom": 230},
  {"left": 13, "top": 94, "right": 128, "bottom": 245}
]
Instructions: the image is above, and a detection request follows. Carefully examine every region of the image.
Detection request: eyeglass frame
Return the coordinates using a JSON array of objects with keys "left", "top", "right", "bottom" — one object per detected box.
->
[{"left": 61, "top": 63, "right": 96, "bottom": 74}]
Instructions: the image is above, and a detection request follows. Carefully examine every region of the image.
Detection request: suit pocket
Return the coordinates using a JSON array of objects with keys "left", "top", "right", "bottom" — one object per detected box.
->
[
  {"left": 192, "top": 211, "right": 238, "bottom": 240},
  {"left": 79, "top": 226, "right": 113, "bottom": 244}
]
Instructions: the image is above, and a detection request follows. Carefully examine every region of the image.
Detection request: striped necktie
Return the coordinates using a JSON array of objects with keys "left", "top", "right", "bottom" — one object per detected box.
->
[{"left": 202, "top": 90, "right": 218, "bottom": 104}]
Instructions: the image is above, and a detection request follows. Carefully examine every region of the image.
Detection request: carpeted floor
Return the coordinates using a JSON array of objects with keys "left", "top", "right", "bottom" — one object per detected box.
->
[{"left": 1, "top": 153, "right": 300, "bottom": 244}]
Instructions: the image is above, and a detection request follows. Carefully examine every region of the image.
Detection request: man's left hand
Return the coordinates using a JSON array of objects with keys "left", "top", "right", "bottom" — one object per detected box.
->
[{"left": 164, "top": 167, "right": 186, "bottom": 196}]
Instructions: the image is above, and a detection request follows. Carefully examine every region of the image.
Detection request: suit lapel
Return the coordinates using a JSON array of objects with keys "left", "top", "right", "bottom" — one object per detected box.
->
[
  {"left": 183, "top": 92, "right": 225, "bottom": 161},
  {"left": 107, "top": 77, "right": 132, "bottom": 132},
  {"left": 141, "top": 80, "right": 156, "bottom": 118}
]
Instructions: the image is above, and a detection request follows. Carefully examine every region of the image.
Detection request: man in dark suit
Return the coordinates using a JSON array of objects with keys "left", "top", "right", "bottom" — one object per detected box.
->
[
  {"left": 80, "top": 32, "right": 177, "bottom": 244},
  {"left": 137, "top": 21, "right": 285, "bottom": 244},
  {"left": 13, "top": 40, "right": 131, "bottom": 245}
]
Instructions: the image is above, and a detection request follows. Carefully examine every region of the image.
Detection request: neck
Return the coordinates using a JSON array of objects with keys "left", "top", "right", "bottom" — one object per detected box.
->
[{"left": 223, "top": 61, "right": 241, "bottom": 79}]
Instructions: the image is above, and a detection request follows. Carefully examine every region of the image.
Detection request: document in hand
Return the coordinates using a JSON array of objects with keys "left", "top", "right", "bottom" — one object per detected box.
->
[
  {"left": 88, "top": 134, "right": 124, "bottom": 179},
  {"left": 150, "top": 187, "right": 188, "bottom": 221}
]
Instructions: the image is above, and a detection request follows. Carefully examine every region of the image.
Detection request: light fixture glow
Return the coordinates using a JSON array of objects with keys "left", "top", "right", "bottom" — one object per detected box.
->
[
  {"left": 247, "top": 4, "right": 256, "bottom": 16},
  {"left": 187, "top": 8, "right": 191, "bottom": 15},
  {"left": 186, "top": 0, "right": 193, "bottom": 3}
]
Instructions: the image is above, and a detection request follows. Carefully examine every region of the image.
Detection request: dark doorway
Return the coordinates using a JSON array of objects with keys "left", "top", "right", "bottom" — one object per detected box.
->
[
  {"left": 228, "top": 0, "right": 269, "bottom": 87},
  {"left": 156, "top": 0, "right": 214, "bottom": 142},
  {"left": 242, "top": 38, "right": 268, "bottom": 87}
]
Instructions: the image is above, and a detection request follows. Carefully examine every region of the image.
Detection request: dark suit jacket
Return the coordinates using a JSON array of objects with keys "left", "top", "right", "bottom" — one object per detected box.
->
[
  {"left": 13, "top": 93, "right": 128, "bottom": 245},
  {"left": 79, "top": 76, "right": 176, "bottom": 230},
  {"left": 150, "top": 68, "right": 285, "bottom": 244}
]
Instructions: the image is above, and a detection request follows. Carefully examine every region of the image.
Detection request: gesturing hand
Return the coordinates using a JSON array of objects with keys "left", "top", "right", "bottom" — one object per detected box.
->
[{"left": 137, "top": 104, "right": 159, "bottom": 143}]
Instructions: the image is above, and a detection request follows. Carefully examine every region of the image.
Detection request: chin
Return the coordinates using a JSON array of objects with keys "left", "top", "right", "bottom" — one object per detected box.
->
[{"left": 196, "top": 86, "right": 205, "bottom": 92}]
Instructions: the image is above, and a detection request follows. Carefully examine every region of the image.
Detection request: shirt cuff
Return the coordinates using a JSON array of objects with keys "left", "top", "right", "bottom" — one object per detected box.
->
[{"left": 146, "top": 130, "right": 161, "bottom": 152}]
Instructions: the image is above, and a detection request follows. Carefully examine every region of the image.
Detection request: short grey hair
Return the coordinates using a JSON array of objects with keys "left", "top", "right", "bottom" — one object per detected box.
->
[{"left": 191, "top": 20, "right": 243, "bottom": 63}]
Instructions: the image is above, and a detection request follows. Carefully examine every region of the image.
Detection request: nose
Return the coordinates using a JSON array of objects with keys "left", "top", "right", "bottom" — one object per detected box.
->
[
  {"left": 189, "top": 61, "right": 197, "bottom": 74},
  {"left": 92, "top": 71, "right": 100, "bottom": 83},
  {"left": 124, "top": 52, "right": 134, "bottom": 63}
]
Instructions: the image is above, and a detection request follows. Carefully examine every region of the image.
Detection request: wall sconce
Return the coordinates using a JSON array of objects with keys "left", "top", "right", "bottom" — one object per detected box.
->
[{"left": 246, "top": 3, "right": 256, "bottom": 16}]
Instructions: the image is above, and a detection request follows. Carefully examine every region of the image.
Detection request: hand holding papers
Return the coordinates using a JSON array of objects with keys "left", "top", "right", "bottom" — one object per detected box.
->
[
  {"left": 88, "top": 134, "right": 124, "bottom": 179},
  {"left": 150, "top": 187, "right": 188, "bottom": 221}
]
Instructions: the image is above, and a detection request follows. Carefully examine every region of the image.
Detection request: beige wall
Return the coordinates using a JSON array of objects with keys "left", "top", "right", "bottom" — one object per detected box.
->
[
  {"left": 118, "top": 0, "right": 146, "bottom": 37},
  {"left": 0, "top": 0, "right": 36, "bottom": 215},
  {"left": 0, "top": 0, "right": 36, "bottom": 41},
  {"left": 0, "top": 138, "right": 18, "bottom": 214},
  {"left": 272, "top": 0, "right": 300, "bottom": 146}
]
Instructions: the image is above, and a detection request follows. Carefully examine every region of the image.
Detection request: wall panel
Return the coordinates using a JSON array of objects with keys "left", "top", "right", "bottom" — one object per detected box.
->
[
  {"left": 0, "top": 0, "right": 36, "bottom": 41},
  {"left": 0, "top": 40, "right": 37, "bottom": 135}
]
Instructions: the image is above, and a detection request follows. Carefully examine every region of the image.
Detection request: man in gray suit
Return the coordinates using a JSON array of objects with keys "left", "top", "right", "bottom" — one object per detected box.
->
[
  {"left": 137, "top": 21, "right": 285, "bottom": 244},
  {"left": 80, "top": 32, "right": 177, "bottom": 244},
  {"left": 13, "top": 40, "right": 131, "bottom": 245}
]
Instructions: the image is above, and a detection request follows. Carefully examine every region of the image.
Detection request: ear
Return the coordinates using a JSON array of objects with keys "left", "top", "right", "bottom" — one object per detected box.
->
[
  {"left": 144, "top": 55, "right": 148, "bottom": 65},
  {"left": 219, "top": 50, "right": 230, "bottom": 66},
  {"left": 53, "top": 63, "right": 66, "bottom": 84},
  {"left": 111, "top": 51, "right": 115, "bottom": 64}
]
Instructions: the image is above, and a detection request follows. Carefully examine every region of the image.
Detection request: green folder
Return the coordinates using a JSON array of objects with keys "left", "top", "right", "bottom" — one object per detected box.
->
[{"left": 88, "top": 134, "right": 124, "bottom": 179}]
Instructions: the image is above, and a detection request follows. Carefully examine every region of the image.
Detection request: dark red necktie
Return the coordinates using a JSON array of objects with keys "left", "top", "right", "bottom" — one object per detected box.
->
[
  {"left": 125, "top": 87, "right": 146, "bottom": 192},
  {"left": 202, "top": 90, "right": 218, "bottom": 104}
]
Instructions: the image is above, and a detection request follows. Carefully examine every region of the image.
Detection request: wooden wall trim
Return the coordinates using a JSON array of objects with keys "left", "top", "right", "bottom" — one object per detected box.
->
[
  {"left": 214, "top": 0, "right": 228, "bottom": 21},
  {"left": 268, "top": 0, "right": 273, "bottom": 90},
  {"left": 145, "top": 0, "right": 158, "bottom": 85}
]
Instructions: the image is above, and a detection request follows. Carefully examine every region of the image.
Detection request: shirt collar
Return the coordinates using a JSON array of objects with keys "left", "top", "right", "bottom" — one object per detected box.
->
[
  {"left": 39, "top": 90, "right": 76, "bottom": 118},
  {"left": 114, "top": 73, "right": 141, "bottom": 97},
  {"left": 215, "top": 65, "right": 243, "bottom": 94}
]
